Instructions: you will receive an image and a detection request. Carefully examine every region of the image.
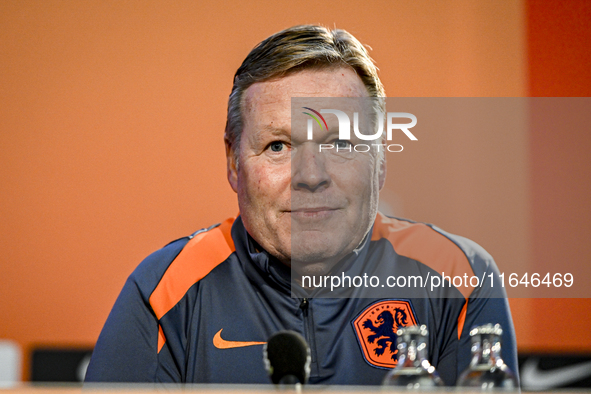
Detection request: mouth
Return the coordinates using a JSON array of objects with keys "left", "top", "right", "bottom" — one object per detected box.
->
[
  {"left": 289, "top": 207, "right": 340, "bottom": 219},
  {"left": 291, "top": 207, "right": 338, "bottom": 213}
]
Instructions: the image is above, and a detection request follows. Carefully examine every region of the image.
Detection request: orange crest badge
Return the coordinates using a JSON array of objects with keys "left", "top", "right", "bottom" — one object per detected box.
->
[{"left": 352, "top": 300, "right": 418, "bottom": 369}]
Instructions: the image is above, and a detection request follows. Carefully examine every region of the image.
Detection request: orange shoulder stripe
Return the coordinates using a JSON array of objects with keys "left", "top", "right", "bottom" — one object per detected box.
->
[
  {"left": 149, "top": 217, "right": 236, "bottom": 321},
  {"left": 371, "top": 212, "right": 472, "bottom": 339}
]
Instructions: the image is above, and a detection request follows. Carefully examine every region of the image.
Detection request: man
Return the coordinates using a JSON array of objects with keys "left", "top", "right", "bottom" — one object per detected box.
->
[{"left": 85, "top": 25, "right": 517, "bottom": 385}]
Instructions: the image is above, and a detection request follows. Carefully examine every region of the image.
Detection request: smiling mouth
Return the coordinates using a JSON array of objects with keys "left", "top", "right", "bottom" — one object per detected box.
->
[
  {"left": 289, "top": 207, "right": 340, "bottom": 219},
  {"left": 291, "top": 207, "right": 338, "bottom": 213}
]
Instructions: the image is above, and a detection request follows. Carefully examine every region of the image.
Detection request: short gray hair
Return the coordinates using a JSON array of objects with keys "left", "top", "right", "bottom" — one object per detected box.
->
[{"left": 224, "top": 25, "right": 385, "bottom": 155}]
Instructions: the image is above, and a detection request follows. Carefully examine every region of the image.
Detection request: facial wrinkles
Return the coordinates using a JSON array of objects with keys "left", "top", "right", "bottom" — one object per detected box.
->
[{"left": 233, "top": 67, "right": 381, "bottom": 270}]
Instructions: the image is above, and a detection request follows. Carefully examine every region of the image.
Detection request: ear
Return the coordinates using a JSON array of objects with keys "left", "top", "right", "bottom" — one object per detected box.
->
[
  {"left": 378, "top": 155, "right": 387, "bottom": 191},
  {"left": 225, "top": 135, "right": 239, "bottom": 193}
]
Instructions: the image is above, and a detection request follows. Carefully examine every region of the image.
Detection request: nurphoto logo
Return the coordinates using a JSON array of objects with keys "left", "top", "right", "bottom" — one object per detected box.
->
[{"left": 302, "top": 107, "right": 417, "bottom": 153}]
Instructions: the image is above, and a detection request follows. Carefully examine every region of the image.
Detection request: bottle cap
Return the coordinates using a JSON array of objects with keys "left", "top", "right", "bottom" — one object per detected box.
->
[
  {"left": 469, "top": 323, "right": 503, "bottom": 337},
  {"left": 397, "top": 324, "right": 428, "bottom": 337}
]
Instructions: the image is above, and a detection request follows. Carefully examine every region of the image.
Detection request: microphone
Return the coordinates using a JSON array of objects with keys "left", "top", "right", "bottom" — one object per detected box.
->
[{"left": 263, "top": 330, "right": 311, "bottom": 386}]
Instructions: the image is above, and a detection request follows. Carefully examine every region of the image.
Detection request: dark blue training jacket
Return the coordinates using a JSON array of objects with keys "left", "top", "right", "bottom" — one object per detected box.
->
[{"left": 85, "top": 213, "right": 518, "bottom": 385}]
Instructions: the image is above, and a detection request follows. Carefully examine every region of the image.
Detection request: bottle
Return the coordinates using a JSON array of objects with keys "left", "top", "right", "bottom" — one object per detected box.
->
[
  {"left": 457, "top": 324, "right": 518, "bottom": 390},
  {"left": 382, "top": 325, "right": 444, "bottom": 389}
]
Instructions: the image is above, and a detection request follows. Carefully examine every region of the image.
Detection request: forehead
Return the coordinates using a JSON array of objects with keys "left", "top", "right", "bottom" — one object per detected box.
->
[{"left": 242, "top": 67, "right": 369, "bottom": 127}]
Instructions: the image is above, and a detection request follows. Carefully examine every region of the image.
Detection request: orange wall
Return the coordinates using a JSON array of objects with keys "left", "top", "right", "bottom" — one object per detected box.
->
[
  {"left": 0, "top": 0, "right": 588, "bottom": 381},
  {"left": 525, "top": 0, "right": 591, "bottom": 352}
]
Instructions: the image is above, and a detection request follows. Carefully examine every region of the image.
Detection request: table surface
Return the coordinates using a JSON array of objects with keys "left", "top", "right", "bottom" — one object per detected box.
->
[{"left": 2, "top": 384, "right": 591, "bottom": 394}]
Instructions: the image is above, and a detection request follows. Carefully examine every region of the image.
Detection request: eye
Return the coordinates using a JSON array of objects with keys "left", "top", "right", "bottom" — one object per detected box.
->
[
  {"left": 269, "top": 141, "right": 285, "bottom": 152},
  {"left": 334, "top": 139, "right": 352, "bottom": 149}
]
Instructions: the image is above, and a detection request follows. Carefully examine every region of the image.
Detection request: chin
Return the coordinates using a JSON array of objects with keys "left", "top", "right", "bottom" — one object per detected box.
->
[
  {"left": 290, "top": 245, "right": 344, "bottom": 274},
  {"left": 292, "top": 260, "right": 334, "bottom": 277}
]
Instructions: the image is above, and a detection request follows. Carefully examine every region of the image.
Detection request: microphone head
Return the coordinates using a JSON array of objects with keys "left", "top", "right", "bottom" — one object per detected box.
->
[{"left": 263, "top": 330, "right": 311, "bottom": 385}]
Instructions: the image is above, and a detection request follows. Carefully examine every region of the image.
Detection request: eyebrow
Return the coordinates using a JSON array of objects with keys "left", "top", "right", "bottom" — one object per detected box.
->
[
  {"left": 250, "top": 124, "right": 291, "bottom": 144},
  {"left": 261, "top": 124, "right": 290, "bottom": 135}
]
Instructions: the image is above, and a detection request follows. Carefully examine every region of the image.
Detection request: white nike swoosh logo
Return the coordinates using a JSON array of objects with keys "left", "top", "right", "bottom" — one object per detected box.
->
[{"left": 521, "top": 357, "right": 591, "bottom": 390}]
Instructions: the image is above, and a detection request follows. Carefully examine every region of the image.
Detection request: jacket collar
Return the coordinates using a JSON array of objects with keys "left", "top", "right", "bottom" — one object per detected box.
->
[
  {"left": 231, "top": 215, "right": 375, "bottom": 297},
  {"left": 231, "top": 216, "right": 292, "bottom": 294}
]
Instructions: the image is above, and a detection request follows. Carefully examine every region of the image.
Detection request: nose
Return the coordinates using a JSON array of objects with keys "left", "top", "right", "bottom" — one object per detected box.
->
[{"left": 291, "top": 143, "right": 330, "bottom": 192}]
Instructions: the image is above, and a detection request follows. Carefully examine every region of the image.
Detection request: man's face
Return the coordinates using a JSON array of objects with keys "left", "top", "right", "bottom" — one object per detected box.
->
[{"left": 226, "top": 67, "right": 385, "bottom": 275}]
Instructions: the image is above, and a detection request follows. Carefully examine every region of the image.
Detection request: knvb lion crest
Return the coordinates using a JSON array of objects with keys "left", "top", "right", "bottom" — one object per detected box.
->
[{"left": 352, "top": 300, "right": 418, "bottom": 369}]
